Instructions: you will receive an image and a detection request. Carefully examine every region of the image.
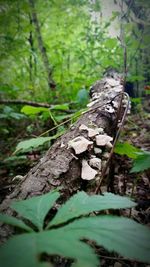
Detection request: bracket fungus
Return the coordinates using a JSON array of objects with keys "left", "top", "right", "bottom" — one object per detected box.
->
[
  {"left": 81, "top": 159, "right": 97, "bottom": 180},
  {"left": 79, "top": 124, "right": 100, "bottom": 138},
  {"left": 68, "top": 136, "right": 93, "bottom": 154},
  {"left": 94, "top": 147, "right": 102, "bottom": 155},
  {"left": 96, "top": 134, "right": 113, "bottom": 147},
  {"left": 89, "top": 157, "right": 101, "bottom": 170}
]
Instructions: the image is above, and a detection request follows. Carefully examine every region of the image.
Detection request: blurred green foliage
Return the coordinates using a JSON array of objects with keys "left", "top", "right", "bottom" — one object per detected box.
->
[
  {"left": 0, "top": 1, "right": 123, "bottom": 101},
  {"left": 0, "top": 0, "right": 149, "bottom": 102}
]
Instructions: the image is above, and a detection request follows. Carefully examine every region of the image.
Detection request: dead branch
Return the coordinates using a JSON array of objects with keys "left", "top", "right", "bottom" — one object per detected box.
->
[
  {"left": 0, "top": 72, "right": 129, "bottom": 242},
  {"left": 0, "top": 99, "right": 74, "bottom": 114}
]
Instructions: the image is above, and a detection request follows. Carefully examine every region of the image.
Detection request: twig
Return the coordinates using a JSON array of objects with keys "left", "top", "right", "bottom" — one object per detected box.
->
[{"left": 0, "top": 99, "right": 74, "bottom": 114}]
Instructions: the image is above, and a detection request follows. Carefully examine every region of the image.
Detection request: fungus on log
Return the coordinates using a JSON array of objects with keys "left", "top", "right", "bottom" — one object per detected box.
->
[
  {"left": 81, "top": 159, "right": 97, "bottom": 180},
  {"left": 68, "top": 136, "right": 93, "bottom": 154},
  {"left": 0, "top": 71, "right": 128, "bottom": 241},
  {"left": 95, "top": 134, "right": 113, "bottom": 147}
]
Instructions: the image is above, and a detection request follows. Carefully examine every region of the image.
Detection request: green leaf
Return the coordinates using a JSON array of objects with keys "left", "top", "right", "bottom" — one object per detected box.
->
[
  {"left": 0, "top": 231, "right": 99, "bottom": 267},
  {"left": 11, "top": 191, "right": 60, "bottom": 231},
  {"left": 0, "top": 233, "right": 42, "bottom": 267},
  {"left": 10, "top": 112, "right": 26, "bottom": 120},
  {"left": 3, "top": 155, "right": 27, "bottom": 167},
  {"left": 0, "top": 106, "right": 26, "bottom": 120},
  {"left": 48, "top": 192, "right": 136, "bottom": 227},
  {"left": 131, "top": 151, "right": 150, "bottom": 173},
  {"left": 15, "top": 131, "right": 63, "bottom": 153},
  {"left": 3, "top": 155, "right": 27, "bottom": 163},
  {"left": 21, "top": 106, "right": 49, "bottom": 115},
  {"left": 114, "top": 142, "right": 141, "bottom": 159},
  {"left": 104, "top": 38, "right": 118, "bottom": 49},
  {"left": 131, "top": 97, "right": 142, "bottom": 104},
  {"left": 76, "top": 88, "right": 89, "bottom": 106},
  {"left": 54, "top": 113, "right": 72, "bottom": 122},
  {"left": 15, "top": 137, "right": 52, "bottom": 153},
  {"left": 63, "top": 215, "right": 150, "bottom": 264},
  {"left": 1, "top": 216, "right": 150, "bottom": 267},
  {"left": 0, "top": 213, "right": 32, "bottom": 232},
  {"left": 50, "top": 103, "right": 69, "bottom": 111}
]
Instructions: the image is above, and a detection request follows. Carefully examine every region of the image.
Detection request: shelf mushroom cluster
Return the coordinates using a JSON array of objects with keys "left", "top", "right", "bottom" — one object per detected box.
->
[{"left": 68, "top": 124, "right": 113, "bottom": 181}]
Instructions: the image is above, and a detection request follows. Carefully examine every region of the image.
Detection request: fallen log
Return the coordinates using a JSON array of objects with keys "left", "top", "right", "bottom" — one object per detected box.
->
[{"left": 0, "top": 71, "right": 129, "bottom": 241}]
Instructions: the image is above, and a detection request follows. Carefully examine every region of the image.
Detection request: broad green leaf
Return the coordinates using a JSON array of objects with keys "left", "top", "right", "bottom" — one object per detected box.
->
[
  {"left": 114, "top": 142, "right": 141, "bottom": 159},
  {"left": 0, "top": 233, "right": 44, "bottom": 267},
  {"left": 0, "top": 213, "right": 32, "bottom": 232},
  {"left": 54, "top": 113, "right": 72, "bottom": 122},
  {"left": 21, "top": 106, "right": 49, "bottom": 115},
  {"left": 11, "top": 191, "right": 60, "bottom": 231},
  {"left": 48, "top": 192, "right": 136, "bottom": 227},
  {"left": 131, "top": 151, "right": 150, "bottom": 173},
  {"left": 1, "top": 216, "right": 150, "bottom": 267},
  {"left": 0, "top": 230, "right": 99, "bottom": 267},
  {"left": 15, "top": 131, "right": 63, "bottom": 153},
  {"left": 63, "top": 216, "right": 150, "bottom": 264},
  {"left": 50, "top": 103, "right": 69, "bottom": 110},
  {"left": 15, "top": 137, "right": 52, "bottom": 153}
]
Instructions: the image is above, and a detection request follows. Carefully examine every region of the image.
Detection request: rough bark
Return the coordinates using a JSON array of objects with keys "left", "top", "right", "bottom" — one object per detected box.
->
[
  {"left": 29, "top": 0, "right": 56, "bottom": 90},
  {"left": 0, "top": 72, "right": 125, "bottom": 242}
]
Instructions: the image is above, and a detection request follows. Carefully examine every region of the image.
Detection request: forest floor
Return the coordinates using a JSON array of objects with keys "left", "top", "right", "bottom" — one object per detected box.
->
[
  {"left": 0, "top": 108, "right": 150, "bottom": 267},
  {"left": 98, "top": 111, "right": 150, "bottom": 267}
]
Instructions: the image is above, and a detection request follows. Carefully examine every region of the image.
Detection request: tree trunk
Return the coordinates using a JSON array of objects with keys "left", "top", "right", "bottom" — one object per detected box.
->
[
  {"left": 0, "top": 72, "right": 126, "bottom": 242},
  {"left": 29, "top": 0, "right": 56, "bottom": 90}
]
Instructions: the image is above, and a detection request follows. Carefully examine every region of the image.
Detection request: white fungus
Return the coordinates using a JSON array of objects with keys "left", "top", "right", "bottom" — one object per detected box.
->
[
  {"left": 81, "top": 159, "right": 97, "bottom": 180},
  {"left": 79, "top": 124, "right": 99, "bottom": 138},
  {"left": 96, "top": 134, "right": 113, "bottom": 146},
  {"left": 68, "top": 136, "right": 93, "bottom": 154},
  {"left": 89, "top": 157, "right": 101, "bottom": 170}
]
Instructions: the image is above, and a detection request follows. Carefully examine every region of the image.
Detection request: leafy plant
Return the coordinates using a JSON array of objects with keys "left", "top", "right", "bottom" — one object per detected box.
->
[
  {"left": 0, "top": 191, "right": 150, "bottom": 267},
  {"left": 21, "top": 104, "right": 70, "bottom": 116},
  {"left": 114, "top": 142, "right": 141, "bottom": 159},
  {"left": 3, "top": 155, "right": 28, "bottom": 167},
  {"left": 21, "top": 106, "right": 49, "bottom": 116},
  {"left": 14, "top": 131, "right": 65, "bottom": 154},
  {"left": 0, "top": 106, "right": 26, "bottom": 120},
  {"left": 115, "top": 142, "right": 150, "bottom": 173},
  {"left": 130, "top": 151, "right": 150, "bottom": 173},
  {"left": 76, "top": 88, "right": 89, "bottom": 107}
]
